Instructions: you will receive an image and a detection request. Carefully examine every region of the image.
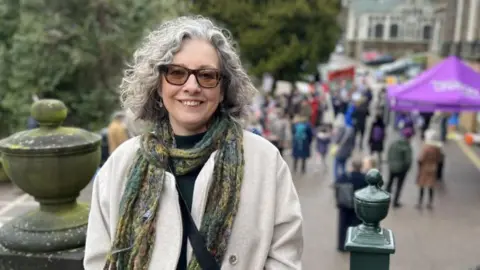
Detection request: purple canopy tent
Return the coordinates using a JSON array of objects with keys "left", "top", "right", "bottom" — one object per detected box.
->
[{"left": 387, "top": 56, "right": 480, "bottom": 112}]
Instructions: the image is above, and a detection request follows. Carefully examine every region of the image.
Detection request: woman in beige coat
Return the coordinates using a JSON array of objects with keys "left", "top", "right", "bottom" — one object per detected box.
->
[
  {"left": 84, "top": 16, "right": 303, "bottom": 270},
  {"left": 416, "top": 129, "right": 443, "bottom": 210}
]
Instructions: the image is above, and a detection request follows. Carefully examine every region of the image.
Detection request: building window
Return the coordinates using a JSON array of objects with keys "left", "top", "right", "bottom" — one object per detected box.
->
[
  {"left": 375, "top": 24, "right": 384, "bottom": 38},
  {"left": 390, "top": 24, "right": 399, "bottom": 38},
  {"left": 423, "top": 25, "right": 432, "bottom": 40}
]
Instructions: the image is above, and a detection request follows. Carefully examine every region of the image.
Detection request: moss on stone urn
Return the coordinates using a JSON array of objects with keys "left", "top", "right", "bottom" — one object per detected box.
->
[{"left": 0, "top": 99, "right": 101, "bottom": 253}]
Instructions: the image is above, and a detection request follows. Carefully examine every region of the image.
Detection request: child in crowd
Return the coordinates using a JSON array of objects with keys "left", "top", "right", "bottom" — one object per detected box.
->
[{"left": 316, "top": 123, "right": 332, "bottom": 170}]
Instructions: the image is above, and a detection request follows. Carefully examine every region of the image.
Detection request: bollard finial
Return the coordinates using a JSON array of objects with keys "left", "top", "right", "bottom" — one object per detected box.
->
[
  {"left": 354, "top": 168, "right": 390, "bottom": 229},
  {"left": 365, "top": 168, "right": 383, "bottom": 188},
  {"left": 345, "top": 168, "right": 395, "bottom": 263},
  {"left": 31, "top": 99, "right": 68, "bottom": 128}
]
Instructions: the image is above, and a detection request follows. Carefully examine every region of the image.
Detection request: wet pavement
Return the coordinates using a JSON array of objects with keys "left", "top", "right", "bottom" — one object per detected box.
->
[{"left": 289, "top": 134, "right": 480, "bottom": 270}]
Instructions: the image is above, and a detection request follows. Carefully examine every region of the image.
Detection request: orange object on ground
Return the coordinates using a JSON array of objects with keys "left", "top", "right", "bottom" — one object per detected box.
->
[{"left": 465, "top": 133, "right": 474, "bottom": 145}]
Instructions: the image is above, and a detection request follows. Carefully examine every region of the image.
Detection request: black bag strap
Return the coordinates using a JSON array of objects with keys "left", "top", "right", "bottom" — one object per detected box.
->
[
  {"left": 168, "top": 158, "right": 220, "bottom": 270},
  {"left": 176, "top": 185, "right": 220, "bottom": 270}
]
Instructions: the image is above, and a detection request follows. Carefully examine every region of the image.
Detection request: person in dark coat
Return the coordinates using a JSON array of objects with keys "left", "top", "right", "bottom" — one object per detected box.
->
[
  {"left": 351, "top": 97, "right": 369, "bottom": 150},
  {"left": 291, "top": 115, "right": 313, "bottom": 174},
  {"left": 420, "top": 112, "right": 434, "bottom": 140},
  {"left": 368, "top": 113, "right": 386, "bottom": 163},
  {"left": 363, "top": 87, "right": 373, "bottom": 106},
  {"left": 332, "top": 93, "right": 342, "bottom": 117},
  {"left": 386, "top": 127, "right": 414, "bottom": 208},
  {"left": 336, "top": 158, "right": 368, "bottom": 252}
]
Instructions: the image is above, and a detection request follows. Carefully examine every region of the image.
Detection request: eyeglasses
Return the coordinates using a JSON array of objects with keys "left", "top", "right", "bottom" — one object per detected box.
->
[{"left": 158, "top": 64, "right": 223, "bottom": 89}]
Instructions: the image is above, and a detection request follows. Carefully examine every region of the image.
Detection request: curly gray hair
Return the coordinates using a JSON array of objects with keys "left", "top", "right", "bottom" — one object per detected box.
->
[{"left": 120, "top": 15, "right": 257, "bottom": 124}]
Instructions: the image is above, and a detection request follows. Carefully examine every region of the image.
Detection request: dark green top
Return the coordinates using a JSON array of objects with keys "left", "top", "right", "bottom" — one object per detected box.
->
[{"left": 174, "top": 132, "right": 206, "bottom": 270}]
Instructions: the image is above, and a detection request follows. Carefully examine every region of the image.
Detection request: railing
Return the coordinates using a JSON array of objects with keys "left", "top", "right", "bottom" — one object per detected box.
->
[{"left": 346, "top": 169, "right": 396, "bottom": 270}]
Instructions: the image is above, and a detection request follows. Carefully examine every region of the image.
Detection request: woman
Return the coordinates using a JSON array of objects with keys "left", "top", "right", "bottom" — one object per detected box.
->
[
  {"left": 331, "top": 114, "right": 355, "bottom": 182},
  {"left": 84, "top": 16, "right": 303, "bottom": 270},
  {"left": 416, "top": 129, "right": 443, "bottom": 210},
  {"left": 267, "top": 107, "right": 290, "bottom": 156},
  {"left": 291, "top": 114, "right": 313, "bottom": 174},
  {"left": 368, "top": 113, "right": 386, "bottom": 164}
]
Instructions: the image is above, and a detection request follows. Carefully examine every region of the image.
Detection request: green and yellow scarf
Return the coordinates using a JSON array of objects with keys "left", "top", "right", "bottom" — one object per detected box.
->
[{"left": 104, "top": 116, "right": 244, "bottom": 270}]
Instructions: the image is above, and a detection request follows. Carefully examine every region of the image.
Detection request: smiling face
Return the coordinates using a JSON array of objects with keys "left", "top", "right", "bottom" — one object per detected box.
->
[{"left": 159, "top": 38, "right": 223, "bottom": 135}]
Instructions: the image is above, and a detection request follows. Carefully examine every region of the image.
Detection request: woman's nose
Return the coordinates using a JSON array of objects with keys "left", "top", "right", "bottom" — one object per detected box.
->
[{"left": 183, "top": 74, "right": 200, "bottom": 92}]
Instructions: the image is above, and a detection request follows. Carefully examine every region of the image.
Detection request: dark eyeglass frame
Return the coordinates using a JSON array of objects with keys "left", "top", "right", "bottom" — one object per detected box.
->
[{"left": 158, "top": 64, "right": 223, "bottom": 89}]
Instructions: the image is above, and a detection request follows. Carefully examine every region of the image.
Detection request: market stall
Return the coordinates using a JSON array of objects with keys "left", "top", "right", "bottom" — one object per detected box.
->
[{"left": 388, "top": 56, "right": 480, "bottom": 112}]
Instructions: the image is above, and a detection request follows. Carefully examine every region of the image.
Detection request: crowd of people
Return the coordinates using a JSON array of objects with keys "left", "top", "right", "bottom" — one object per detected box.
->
[{"left": 245, "top": 77, "right": 452, "bottom": 253}]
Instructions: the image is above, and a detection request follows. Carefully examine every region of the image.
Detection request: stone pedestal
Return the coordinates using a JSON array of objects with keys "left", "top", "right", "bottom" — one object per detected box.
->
[
  {"left": 0, "top": 99, "right": 100, "bottom": 269},
  {"left": 0, "top": 246, "right": 84, "bottom": 270}
]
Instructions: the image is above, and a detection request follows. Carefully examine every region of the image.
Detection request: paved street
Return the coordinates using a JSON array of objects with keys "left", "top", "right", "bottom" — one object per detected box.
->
[{"left": 290, "top": 134, "right": 480, "bottom": 270}]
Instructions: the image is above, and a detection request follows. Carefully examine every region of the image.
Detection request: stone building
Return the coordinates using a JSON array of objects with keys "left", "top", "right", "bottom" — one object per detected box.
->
[
  {"left": 438, "top": 0, "right": 480, "bottom": 132},
  {"left": 344, "top": 0, "right": 445, "bottom": 59},
  {"left": 441, "top": 0, "right": 480, "bottom": 62}
]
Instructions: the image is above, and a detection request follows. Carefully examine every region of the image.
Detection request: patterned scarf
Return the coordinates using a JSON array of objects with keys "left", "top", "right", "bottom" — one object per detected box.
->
[{"left": 104, "top": 116, "right": 244, "bottom": 270}]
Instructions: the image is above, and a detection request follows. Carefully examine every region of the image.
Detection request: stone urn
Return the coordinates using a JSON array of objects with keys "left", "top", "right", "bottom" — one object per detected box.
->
[
  {"left": 0, "top": 99, "right": 101, "bottom": 253},
  {"left": 345, "top": 169, "right": 395, "bottom": 250}
]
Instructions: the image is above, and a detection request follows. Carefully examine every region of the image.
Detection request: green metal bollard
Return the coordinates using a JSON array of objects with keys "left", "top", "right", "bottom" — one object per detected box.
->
[{"left": 345, "top": 169, "right": 395, "bottom": 270}]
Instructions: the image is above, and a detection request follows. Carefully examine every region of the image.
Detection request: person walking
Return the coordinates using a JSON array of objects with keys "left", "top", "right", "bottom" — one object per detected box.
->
[
  {"left": 368, "top": 113, "right": 386, "bottom": 164},
  {"left": 416, "top": 129, "right": 443, "bottom": 210},
  {"left": 267, "top": 107, "right": 290, "bottom": 156},
  {"left": 291, "top": 115, "right": 313, "bottom": 174},
  {"left": 315, "top": 123, "right": 332, "bottom": 170},
  {"left": 386, "top": 126, "right": 414, "bottom": 208},
  {"left": 331, "top": 114, "right": 356, "bottom": 182}
]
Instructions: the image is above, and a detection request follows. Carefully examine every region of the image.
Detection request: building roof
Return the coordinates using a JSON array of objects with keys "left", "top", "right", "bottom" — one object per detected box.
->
[
  {"left": 349, "top": 0, "right": 437, "bottom": 14},
  {"left": 349, "top": 0, "right": 404, "bottom": 14}
]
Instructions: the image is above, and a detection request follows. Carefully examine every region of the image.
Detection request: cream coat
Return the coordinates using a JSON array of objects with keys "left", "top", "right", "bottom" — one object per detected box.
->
[{"left": 84, "top": 131, "right": 303, "bottom": 270}]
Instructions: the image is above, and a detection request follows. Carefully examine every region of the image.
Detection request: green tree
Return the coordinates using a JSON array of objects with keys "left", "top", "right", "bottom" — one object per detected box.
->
[
  {"left": 0, "top": 0, "right": 20, "bottom": 136},
  {"left": 0, "top": 0, "right": 187, "bottom": 136},
  {"left": 192, "top": 0, "right": 341, "bottom": 90}
]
